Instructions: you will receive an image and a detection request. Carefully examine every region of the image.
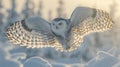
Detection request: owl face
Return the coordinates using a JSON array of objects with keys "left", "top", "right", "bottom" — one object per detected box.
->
[{"left": 51, "top": 18, "right": 68, "bottom": 38}]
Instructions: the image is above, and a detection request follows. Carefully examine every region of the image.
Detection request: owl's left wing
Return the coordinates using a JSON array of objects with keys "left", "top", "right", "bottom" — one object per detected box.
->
[
  {"left": 5, "top": 17, "right": 62, "bottom": 49},
  {"left": 68, "top": 7, "right": 114, "bottom": 51}
]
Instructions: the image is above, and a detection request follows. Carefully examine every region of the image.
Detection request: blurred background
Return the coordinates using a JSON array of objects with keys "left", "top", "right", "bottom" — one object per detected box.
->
[{"left": 0, "top": 0, "right": 120, "bottom": 67}]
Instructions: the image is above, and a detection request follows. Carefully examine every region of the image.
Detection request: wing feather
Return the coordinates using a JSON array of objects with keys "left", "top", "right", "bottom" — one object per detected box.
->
[
  {"left": 69, "top": 7, "right": 114, "bottom": 51},
  {"left": 6, "top": 17, "right": 59, "bottom": 48},
  {"left": 6, "top": 17, "right": 67, "bottom": 52}
]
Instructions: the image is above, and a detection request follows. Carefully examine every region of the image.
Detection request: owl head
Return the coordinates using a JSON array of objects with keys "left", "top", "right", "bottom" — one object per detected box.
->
[{"left": 50, "top": 18, "right": 69, "bottom": 38}]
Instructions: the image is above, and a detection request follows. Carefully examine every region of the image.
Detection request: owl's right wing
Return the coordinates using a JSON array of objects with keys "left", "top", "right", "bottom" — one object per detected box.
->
[
  {"left": 68, "top": 7, "right": 114, "bottom": 51},
  {"left": 70, "top": 7, "right": 114, "bottom": 37},
  {"left": 6, "top": 16, "right": 60, "bottom": 48}
]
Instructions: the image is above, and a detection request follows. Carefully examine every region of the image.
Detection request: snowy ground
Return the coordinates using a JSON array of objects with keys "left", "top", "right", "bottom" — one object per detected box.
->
[{"left": 0, "top": 40, "right": 120, "bottom": 67}]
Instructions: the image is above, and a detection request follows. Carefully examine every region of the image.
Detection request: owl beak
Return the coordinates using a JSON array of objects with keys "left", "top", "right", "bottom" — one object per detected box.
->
[{"left": 56, "top": 26, "right": 58, "bottom": 29}]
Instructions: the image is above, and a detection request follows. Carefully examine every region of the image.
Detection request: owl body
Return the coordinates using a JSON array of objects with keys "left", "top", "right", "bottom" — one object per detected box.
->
[{"left": 6, "top": 7, "right": 114, "bottom": 52}]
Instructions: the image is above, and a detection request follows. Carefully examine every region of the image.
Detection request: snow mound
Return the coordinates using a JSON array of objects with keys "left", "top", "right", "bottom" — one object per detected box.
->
[
  {"left": 0, "top": 48, "right": 23, "bottom": 67},
  {"left": 85, "top": 51, "right": 119, "bottom": 67},
  {"left": 23, "top": 57, "right": 52, "bottom": 67}
]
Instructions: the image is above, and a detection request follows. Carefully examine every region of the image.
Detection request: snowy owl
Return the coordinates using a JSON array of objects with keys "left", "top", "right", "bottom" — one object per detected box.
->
[{"left": 6, "top": 7, "right": 114, "bottom": 52}]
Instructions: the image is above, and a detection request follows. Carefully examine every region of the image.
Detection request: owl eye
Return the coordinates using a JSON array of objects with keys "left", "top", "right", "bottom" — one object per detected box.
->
[{"left": 58, "top": 22, "right": 62, "bottom": 26}]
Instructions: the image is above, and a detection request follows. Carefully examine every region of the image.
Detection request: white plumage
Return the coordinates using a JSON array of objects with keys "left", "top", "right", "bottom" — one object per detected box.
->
[{"left": 6, "top": 7, "right": 114, "bottom": 52}]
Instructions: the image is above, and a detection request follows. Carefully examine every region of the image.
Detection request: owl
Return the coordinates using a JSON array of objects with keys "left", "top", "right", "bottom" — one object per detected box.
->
[{"left": 6, "top": 7, "right": 114, "bottom": 52}]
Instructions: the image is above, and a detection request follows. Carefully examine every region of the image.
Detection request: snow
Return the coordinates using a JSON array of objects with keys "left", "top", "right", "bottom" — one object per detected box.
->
[
  {"left": 1, "top": 41, "right": 120, "bottom": 67},
  {"left": 23, "top": 57, "right": 52, "bottom": 67},
  {"left": 0, "top": 47, "right": 23, "bottom": 67},
  {"left": 85, "top": 51, "right": 119, "bottom": 67},
  {"left": 113, "top": 62, "right": 120, "bottom": 67}
]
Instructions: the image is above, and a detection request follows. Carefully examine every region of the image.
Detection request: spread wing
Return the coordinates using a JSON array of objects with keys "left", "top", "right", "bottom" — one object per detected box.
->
[
  {"left": 5, "top": 16, "right": 75, "bottom": 52},
  {"left": 6, "top": 16, "right": 61, "bottom": 49},
  {"left": 68, "top": 7, "right": 114, "bottom": 51}
]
